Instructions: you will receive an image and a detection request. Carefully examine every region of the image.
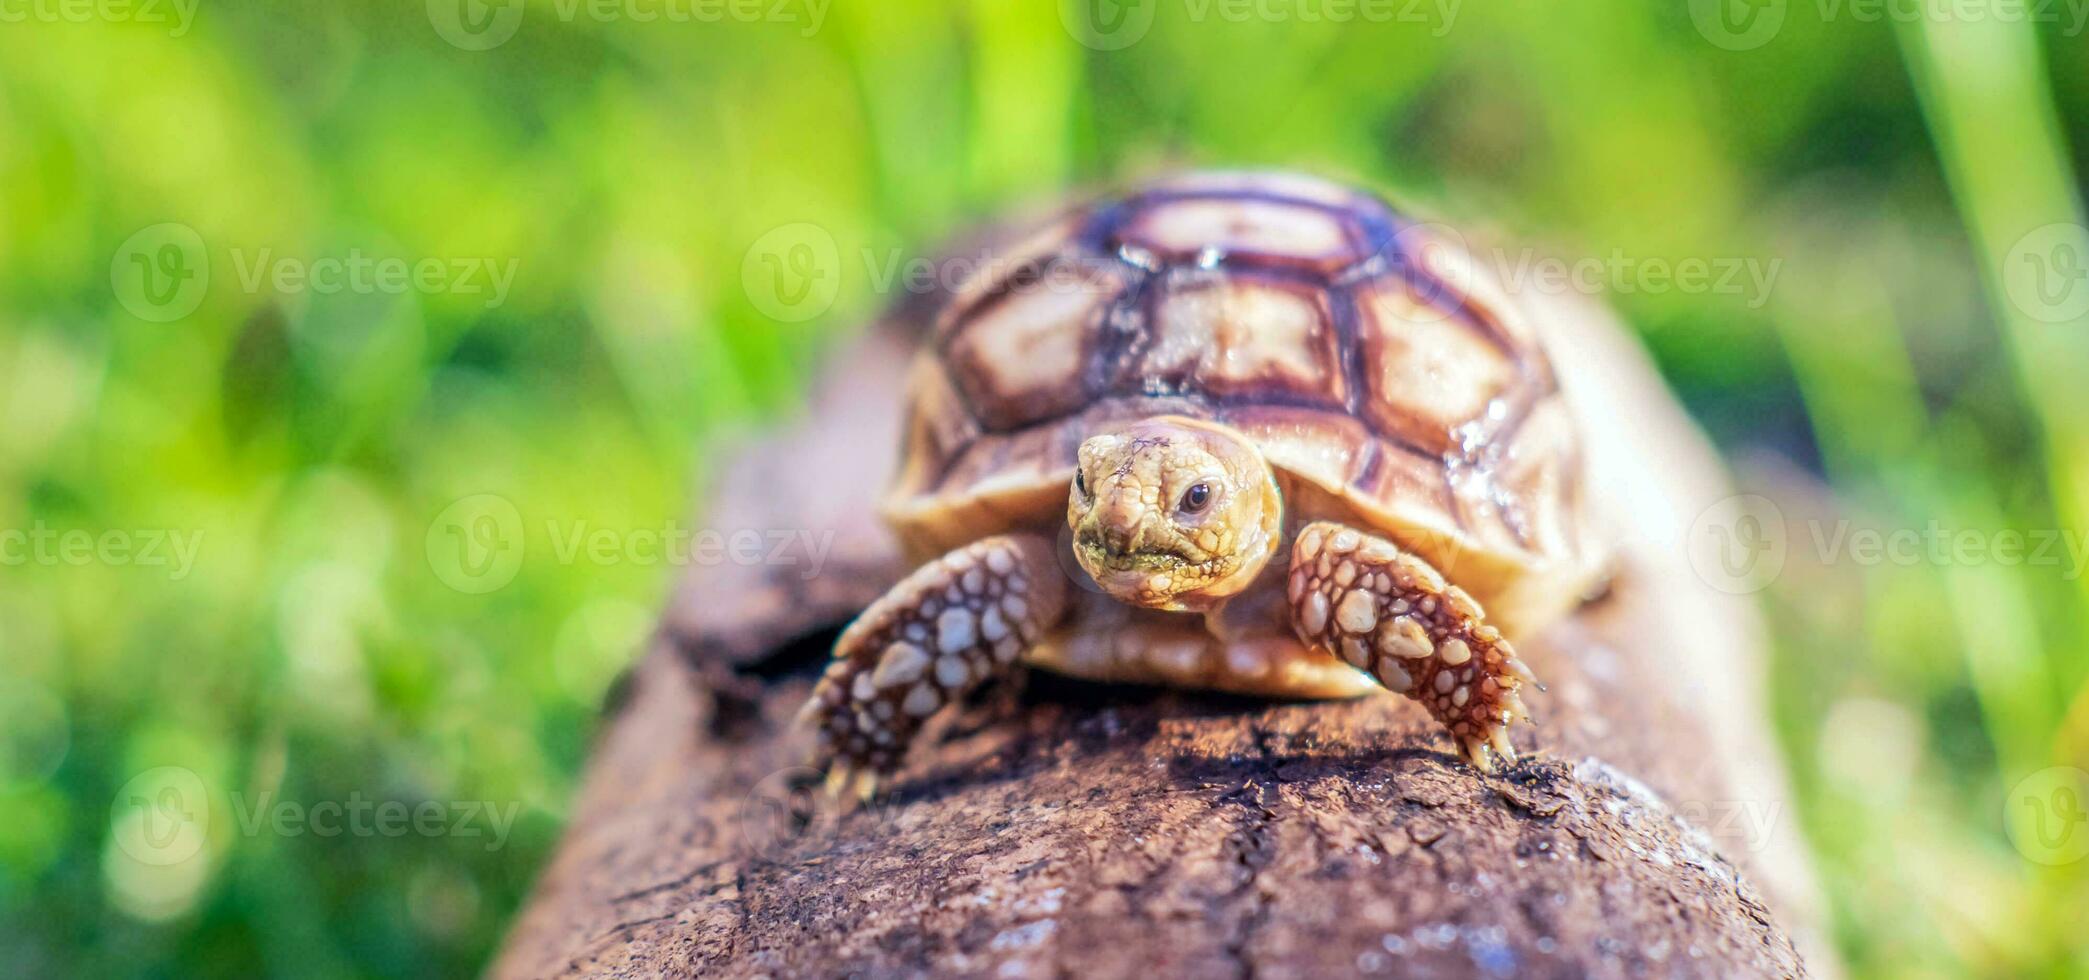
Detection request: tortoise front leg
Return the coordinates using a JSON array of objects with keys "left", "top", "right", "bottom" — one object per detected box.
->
[
  {"left": 1284, "top": 521, "right": 1538, "bottom": 772},
  {"left": 799, "top": 533, "right": 1068, "bottom": 792}
]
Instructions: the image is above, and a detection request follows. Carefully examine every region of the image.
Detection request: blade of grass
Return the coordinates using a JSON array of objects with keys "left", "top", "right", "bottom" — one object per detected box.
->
[{"left": 1897, "top": 3, "right": 2089, "bottom": 771}]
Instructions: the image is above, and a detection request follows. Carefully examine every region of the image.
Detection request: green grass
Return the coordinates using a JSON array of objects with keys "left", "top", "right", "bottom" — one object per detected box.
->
[{"left": 2, "top": 1, "right": 2084, "bottom": 975}]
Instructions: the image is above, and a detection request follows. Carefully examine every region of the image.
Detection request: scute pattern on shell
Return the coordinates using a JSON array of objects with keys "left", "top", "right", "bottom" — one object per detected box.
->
[{"left": 885, "top": 172, "right": 1585, "bottom": 578}]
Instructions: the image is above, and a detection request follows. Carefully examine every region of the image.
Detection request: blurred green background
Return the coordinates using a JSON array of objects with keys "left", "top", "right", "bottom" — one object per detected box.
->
[{"left": 3, "top": 0, "right": 2086, "bottom": 976}]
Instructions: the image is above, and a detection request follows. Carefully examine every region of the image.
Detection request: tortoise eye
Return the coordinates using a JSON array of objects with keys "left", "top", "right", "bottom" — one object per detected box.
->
[
  {"left": 1074, "top": 469, "right": 1090, "bottom": 499},
  {"left": 1179, "top": 483, "right": 1212, "bottom": 515}
]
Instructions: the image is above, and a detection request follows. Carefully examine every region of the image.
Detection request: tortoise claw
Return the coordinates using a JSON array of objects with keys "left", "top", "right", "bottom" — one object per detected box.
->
[
  {"left": 800, "top": 533, "right": 1068, "bottom": 781},
  {"left": 1286, "top": 520, "right": 1541, "bottom": 771}
]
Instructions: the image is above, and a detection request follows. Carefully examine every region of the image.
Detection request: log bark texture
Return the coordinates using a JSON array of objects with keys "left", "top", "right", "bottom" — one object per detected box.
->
[{"left": 494, "top": 295, "right": 1829, "bottom": 979}]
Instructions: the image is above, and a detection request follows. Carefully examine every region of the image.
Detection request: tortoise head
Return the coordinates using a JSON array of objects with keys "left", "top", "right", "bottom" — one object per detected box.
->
[{"left": 1068, "top": 416, "right": 1283, "bottom": 611}]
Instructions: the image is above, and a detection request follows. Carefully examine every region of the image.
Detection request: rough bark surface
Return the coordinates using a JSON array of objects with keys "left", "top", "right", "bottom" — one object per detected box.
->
[{"left": 495, "top": 298, "right": 1826, "bottom": 979}]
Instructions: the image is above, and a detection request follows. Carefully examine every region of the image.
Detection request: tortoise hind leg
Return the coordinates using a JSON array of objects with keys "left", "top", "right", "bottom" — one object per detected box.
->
[
  {"left": 1284, "top": 521, "right": 1539, "bottom": 772},
  {"left": 799, "top": 533, "right": 1068, "bottom": 791}
]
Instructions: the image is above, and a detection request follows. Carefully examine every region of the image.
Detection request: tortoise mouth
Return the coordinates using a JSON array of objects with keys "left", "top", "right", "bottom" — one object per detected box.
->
[
  {"left": 1083, "top": 545, "right": 1192, "bottom": 574},
  {"left": 1072, "top": 529, "right": 1200, "bottom": 573},
  {"left": 1074, "top": 537, "right": 1237, "bottom": 607}
]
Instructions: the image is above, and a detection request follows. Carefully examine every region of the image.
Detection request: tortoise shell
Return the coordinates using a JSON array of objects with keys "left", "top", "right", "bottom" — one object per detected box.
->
[{"left": 883, "top": 172, "right": 1599, "bottom": 633}]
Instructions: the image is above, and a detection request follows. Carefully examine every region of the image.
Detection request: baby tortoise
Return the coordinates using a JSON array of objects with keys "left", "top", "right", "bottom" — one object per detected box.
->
[{"left": 798, "top": 171, "right": 1609, "bottom": 794}]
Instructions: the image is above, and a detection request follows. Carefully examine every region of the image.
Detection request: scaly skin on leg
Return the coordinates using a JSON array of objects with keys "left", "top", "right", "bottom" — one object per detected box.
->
[
  {"left": 1284, "top": 521, "right": 1538, "bottom": 772},
  {"left": 799, "top": 533, "right": 1068, "bottom": 788}
]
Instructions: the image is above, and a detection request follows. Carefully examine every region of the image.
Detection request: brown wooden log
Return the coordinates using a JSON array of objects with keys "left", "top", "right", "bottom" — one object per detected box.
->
[{"left": 493, "top": 295, "right": 1830, "bottom": 978}]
